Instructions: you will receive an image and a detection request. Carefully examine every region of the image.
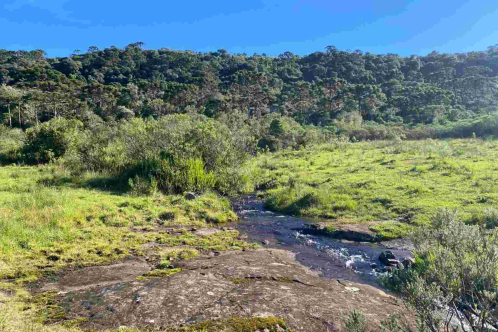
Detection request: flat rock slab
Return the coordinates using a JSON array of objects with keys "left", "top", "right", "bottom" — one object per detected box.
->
[
  {"left": 41, "top": 258, "right": 151, "bottom": 293},
  {"left": 48, "top": 249, "right": 407, "bottom": 331}
]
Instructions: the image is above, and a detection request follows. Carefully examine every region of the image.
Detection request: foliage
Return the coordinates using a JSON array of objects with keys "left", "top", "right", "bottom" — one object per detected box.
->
[
  {"left": 344, "top": 310, "right": 367, "bottom": 332},
  {"left": 382, "top": 208, "right": 498, "bottom": 332},
  {"left": 0, "top": 124, "right": 25, "bottom": 163},
  {"left": 65, "top": 114, "right": 253, "bottom": 194},
  {"left": 22, "top": 118, "right": 83, "bottom": 163},
  {"left": 2, "top": 45, "right": 498, "bottom": 134}
]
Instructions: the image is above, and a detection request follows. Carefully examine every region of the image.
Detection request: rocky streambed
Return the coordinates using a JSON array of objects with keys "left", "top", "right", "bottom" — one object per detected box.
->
[{"left": 30, "top": 194, "right": 413, "bottom": 332}]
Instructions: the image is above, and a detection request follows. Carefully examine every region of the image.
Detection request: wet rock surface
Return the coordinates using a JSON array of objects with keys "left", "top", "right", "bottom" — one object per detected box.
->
[
  {"left": 38, "top": 257, "right": 152, "bottom": 294},
  {"left": 51, "top": 249, "right": 406, "bottom": 331}
]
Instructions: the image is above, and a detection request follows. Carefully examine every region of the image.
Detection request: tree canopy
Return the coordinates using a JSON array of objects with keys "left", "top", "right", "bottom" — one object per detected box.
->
[{"left": 1, "top": 45, "right": 498, "bottom": 128}]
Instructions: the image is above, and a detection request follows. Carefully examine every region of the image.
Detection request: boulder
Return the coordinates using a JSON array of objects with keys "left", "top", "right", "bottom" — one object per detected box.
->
[
  {"left": 184, "top": 192, "right": 197, "bottom": 200},
  {"left": 379, "top": 251, "right": 396, "bottom": 265},
  {"left": 386, "top": 259, "right": 401, "bottom": 267},
  {"left": 402, "top": 257, "right": 416, "bottom": 268}
]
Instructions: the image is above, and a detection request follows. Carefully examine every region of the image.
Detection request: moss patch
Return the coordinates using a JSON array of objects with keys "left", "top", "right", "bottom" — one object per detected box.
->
[
  {"left": 164, "top": 316, "right": 291, "bottom": 332},
  {"left": 141, "top": 268, "right": 182, "bottom": 279}
]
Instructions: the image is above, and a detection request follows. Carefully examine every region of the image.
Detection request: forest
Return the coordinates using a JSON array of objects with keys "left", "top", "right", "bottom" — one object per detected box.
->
[{"left": 1, "top": 43, "right": 498, "bottom": 135}]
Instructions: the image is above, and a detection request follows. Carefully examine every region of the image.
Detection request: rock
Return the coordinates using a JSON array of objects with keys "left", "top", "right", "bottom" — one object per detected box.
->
[
  {"left": 184, "top": 192, "right": 197, "bottom": 200},
  {"left": 302, "top": 222, "right": 379, "bottom": 242},
  {"left": 194, "top": 228, "right": 222, "bottom": 237},
  {"left": 379, "top": 251, "right": 396, "bottom": 265},
  {"left": 50, "top": 249, "right": 409, "bottom": 332},
  {"left": 386, "top": 259, "right": 401, "bottom": 266},
  {"left": 402, "top": 257, "right": 416, "bottom": 268},
  {"left": 39, "top": 258, "right": 151, "bottom": 293}
]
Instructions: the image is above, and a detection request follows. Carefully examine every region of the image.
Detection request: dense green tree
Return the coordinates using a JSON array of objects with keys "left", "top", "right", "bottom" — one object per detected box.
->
[{"left": 2, "top": 44, "right": 498, "bottom": 128}]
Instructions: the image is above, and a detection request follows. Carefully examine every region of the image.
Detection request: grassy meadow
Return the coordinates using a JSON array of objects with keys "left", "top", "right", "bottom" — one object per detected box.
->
[
  {"left": 0, "top": 164, "right": 262, "bottom": 332},
  {"left": 252, "top": 138, "right": 498, "bottom": 239}
]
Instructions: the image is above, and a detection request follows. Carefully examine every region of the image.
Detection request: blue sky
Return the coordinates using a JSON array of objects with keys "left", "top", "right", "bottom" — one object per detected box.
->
[{"left": 1, "top": 0, "right": 498, "bottom": 58}]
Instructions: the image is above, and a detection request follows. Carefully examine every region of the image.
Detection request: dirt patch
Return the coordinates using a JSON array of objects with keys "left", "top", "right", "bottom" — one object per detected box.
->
[{"left": 44, "top": 249, "right": 408, "bottom": 331}]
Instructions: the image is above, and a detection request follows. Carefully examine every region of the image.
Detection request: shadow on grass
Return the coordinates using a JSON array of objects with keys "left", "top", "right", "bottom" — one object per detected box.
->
[{"left": 37, "top": 174, "right": 129, "bottom": 195}]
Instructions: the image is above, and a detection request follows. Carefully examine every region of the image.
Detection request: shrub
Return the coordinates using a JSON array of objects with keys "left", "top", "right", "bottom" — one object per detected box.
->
[
  {"left": 0, "top": 125, "right": 25, "bottom": 163},
  {"left": 22, "top": 119, "right": 83, "bottom": 164},
  {"left": 344, "top": 310, "right": 366, "bottom": 332},
  {"left": 257, "top": 114, "right": 328, "bottom": 152},
  {"left": 382, "top": 208, "right": 498, "bottom": 332},
  {"left": 66, "top": 114, "right": 252, "bottom": 195}
]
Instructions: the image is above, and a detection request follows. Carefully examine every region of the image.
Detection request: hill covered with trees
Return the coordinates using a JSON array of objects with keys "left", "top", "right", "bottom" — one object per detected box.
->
[{"left": 1, "top": 43, "right": 498, "bottom": 129}]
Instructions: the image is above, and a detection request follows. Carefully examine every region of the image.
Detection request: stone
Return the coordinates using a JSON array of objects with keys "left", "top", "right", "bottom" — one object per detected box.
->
[
  {"left": 386, "top": 259, "right": 401, "bottom": 266},
  {"left": 402, "top": 257, "right": 416, "bottom": 268},
  {"left": 184, "top": 192, "right": 197, "bottom": 200},
  {"left": 379, "top": 251, "right": 396, "bottom": 265},
  {"left": 44, "top": 249, "right": 410, "bottom": 332}
]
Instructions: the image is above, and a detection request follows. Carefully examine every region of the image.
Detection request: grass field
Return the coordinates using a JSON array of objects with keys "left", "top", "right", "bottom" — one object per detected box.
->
[
  {"left": 252, "top": 138, "right": 498, "bottom": 239},
  {"left": 0, "top": 165, "right": 259, "bottom": 332}
]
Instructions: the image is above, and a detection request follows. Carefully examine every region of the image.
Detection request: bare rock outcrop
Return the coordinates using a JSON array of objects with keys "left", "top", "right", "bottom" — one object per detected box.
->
[{"left": 45, "top": 249, "right": 408, "bottom": 331}]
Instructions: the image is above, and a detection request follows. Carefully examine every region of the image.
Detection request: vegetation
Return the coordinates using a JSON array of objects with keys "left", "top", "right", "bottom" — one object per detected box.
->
[
  {"left": 2, "top": 45, "right": 498, "bottom": 135},
  {"left": 345, "top": 208, "right": 498, "bottom": 332},
  {"left": 253, "top": 138, "right": 498, "bottom": 239},
  {"left": 0, "top": 162, "right": 264, "bottom": 331}
]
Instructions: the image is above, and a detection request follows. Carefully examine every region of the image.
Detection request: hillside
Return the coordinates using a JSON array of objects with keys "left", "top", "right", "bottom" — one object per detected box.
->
[{"left": 1, "top": 44, "right": 498, "bottom": 129}]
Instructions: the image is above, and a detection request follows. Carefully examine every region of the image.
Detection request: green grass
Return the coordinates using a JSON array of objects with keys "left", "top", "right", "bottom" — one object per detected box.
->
[
  {"left": 0, "top": 164, "right": 264, "bottom": 332},
  {"left": 0, "top": 165, "right": 250, "bottom": 282},
  {"left": 251, "top": 138, "right": 498, "bottom": 239}
]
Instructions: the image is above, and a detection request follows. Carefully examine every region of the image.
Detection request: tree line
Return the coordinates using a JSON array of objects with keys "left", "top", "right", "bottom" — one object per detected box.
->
[{"left": 1, "top": 43, "right": 498, "bottom": 129}]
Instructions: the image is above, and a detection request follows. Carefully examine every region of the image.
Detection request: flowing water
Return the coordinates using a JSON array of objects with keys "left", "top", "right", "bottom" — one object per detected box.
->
[{"left": 231, "top": 194, "right": 413, "bottom": 287}]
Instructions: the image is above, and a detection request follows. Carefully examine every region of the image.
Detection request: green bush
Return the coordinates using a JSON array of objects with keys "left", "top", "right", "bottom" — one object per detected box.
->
[
  {"left": 22, "top": 119, "right": 83, "bottom": 164},
  {"left": 382, "top": 208, "right": 498, "bottom": 332},
  {"left": 64, "top": 114, "right": 253, "bottom": 195},
  {"left": 256, "top": 114, "right": 328, "bottom": 152},
  {"left": 0, "top": 125, "right": 25, "bottom": 164}
]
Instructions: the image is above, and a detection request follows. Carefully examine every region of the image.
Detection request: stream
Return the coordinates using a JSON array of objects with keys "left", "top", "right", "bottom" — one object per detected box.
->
[{"left": 231, "top": 194, "right": 414, "bottom": 287}]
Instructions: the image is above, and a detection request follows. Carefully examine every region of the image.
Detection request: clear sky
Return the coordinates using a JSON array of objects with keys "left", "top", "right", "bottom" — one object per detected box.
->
[{"left": 1, "top": 0, "right": 498, "bottom": 58}]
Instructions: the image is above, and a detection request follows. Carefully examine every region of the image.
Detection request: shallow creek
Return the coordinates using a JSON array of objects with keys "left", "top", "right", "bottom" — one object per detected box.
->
[{"left": 231, "top": 194, "right": 413, "bottom": 287}]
